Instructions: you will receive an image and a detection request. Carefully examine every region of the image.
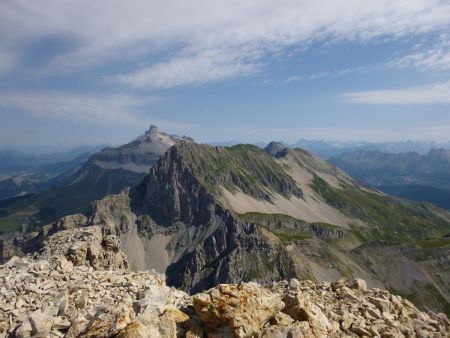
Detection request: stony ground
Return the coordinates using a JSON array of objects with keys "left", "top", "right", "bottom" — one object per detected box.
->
[{"left": 0, "top": 226, "right": 449, "bottom": 337}]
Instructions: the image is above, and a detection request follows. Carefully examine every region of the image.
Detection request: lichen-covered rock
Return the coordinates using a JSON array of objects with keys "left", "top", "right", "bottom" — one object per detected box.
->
[{"left": 193, "top": 282, "right": 284, "bottom": 337}]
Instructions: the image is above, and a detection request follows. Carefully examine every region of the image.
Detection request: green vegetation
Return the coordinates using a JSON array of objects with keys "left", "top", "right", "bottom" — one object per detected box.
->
[
  {"left": 415, "top": 237, "right": 450, "bottom": 249},
  {"left": 235, "top": 211, "right": 302, "bottom": 224},
  {"left": 423, "top": 284, "right": 450, "bottom": 317},
  {"left": 258, "top": 224, "right": 312, "bottom": 245},
  {"left": 292, "top": 148, "right": 312, "bottom": 156},
  {"left": 173, "top": 142, "right": 303, "bottom": 201},
  {"left": 311, "top": 174, "right": 450, "bottom": 241},
  {"left": 394, "top": 284, "right": 450, "bottom": 317}
]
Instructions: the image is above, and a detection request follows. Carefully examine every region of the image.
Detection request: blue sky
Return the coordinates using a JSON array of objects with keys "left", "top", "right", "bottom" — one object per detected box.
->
[{"left": 1, "top": 0, "right": 450, "bottom": 148}]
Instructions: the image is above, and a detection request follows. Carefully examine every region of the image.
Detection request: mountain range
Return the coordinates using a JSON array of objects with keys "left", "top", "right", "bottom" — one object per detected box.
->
[
  {"left": 330, "top": 148, "right": 450, "bottom": 209},
  {"left": 292, "top": 139, "right": 450, "bottom": 159},
  {"left": 5, "top": 139, "right": 449, "bottom": 316},
  {"left": 0, "top": 125, "right": 193, "bottom": 233}
]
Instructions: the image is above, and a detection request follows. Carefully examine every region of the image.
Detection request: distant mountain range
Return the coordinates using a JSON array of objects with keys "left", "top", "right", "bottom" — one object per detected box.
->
[
  {"left": 0, "top": 145, "right": 109, "bottom": 173},
  {"left": 0, "top": 125, "right": 193, "bottom": 232},
  {"left": 330, "top": 148, "right": 450, "bottom": 210},
  {"left": 292, "top": 139, "right": 450, "bottom": 159},
  {"left": 0, "top": 145, "right": 108, "bottom": 201}
]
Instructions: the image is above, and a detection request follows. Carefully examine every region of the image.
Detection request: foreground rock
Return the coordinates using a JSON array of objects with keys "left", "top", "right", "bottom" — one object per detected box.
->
[
  {"left": 0, "top": 226, "right": 449, "bottom": 337},
  {"left": 193, "top": 283, "right": 284, "bottom": 337}
]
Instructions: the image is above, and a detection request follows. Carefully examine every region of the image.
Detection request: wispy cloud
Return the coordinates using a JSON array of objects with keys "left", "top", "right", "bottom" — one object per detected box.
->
[
  {"left": 115, "top": 48, "right": 262, "bottom": 88},
  {"left": 387, "top": 34, "right": 450, "bottom": 71},
  {"left": 285, "top": 66, "right": 367, "bottom": 83},
  {"left": 0, "top": 92, "right": 156, "bottom": 123},
  {"left": 343, "top": 81, "right": 450, "bottom": 104},
  {"left": 1, "top": 1, "right": 450, "bottom": 87}
]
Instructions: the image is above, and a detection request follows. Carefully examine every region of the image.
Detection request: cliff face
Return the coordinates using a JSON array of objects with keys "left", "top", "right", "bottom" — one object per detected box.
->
[
  {"left": 1, "top": 227, "right": 449, "bottom": 338},
  {"left": 137, "top": 145, "right": 217, "bottom": 227}
]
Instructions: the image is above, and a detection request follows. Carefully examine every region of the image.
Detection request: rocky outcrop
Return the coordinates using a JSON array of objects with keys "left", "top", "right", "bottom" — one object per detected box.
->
[
  {"left": 193, "top": 282, "right": 284, "bottom": 337},
  {"left": 32, "top": 225, "right": 128, "bottom": 270},
  {"left": 264, "top": 142, "right": 288, "bottom": 158}
]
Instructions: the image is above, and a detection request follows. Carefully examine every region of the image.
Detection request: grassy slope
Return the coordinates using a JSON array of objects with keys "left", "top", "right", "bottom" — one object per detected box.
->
[
  {"left": 310, "top": 173, "right": 450, "bottom": 241},
  {"left": 174, "top": 143, "right": 303, "bottom": 201}
]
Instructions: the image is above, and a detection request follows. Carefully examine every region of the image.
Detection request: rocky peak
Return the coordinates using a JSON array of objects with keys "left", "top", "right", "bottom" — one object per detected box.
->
[
  {"left": 264, "top": 141, "right": 289, "bottom": 158},
  {"left": 31, "top": 225, "right": 128, "bottom": 270},
  {"left": 146, "top": 124, "right": 160, "bottom": 134},
  {"left": 84, "top": 125, "right": 194, "bottom": 174}
]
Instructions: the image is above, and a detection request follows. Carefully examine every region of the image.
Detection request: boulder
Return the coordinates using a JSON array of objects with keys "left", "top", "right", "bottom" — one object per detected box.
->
[{"left": 193, "top": 282, "right": 284, "bottom": 338}]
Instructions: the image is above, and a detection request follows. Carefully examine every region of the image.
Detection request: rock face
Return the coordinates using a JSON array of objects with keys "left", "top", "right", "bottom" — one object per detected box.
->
[
  {"left": 0, "top": 226, "right": 448, "bottom": 337},
  {"left": 264, "top": 142, "right": 288, "bottom": 158}
]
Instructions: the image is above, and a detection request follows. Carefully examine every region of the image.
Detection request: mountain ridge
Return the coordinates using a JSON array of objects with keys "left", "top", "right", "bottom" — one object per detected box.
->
[{"left": 9, "top": 140, "right": 450, "bottom": 315}]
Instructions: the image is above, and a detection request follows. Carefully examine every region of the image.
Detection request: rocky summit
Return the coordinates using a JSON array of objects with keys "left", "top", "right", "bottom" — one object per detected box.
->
[{"left": 1, "top": 226, "right": 449, "bottom": 337}]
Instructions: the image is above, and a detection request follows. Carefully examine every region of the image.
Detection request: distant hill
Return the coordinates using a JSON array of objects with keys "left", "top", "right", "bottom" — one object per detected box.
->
[
  {"left": 0, "top": 125, "right": 193, "bottom": 232},
  {"left": 330, "top": 148, "right": 450, "bottom": 209}
]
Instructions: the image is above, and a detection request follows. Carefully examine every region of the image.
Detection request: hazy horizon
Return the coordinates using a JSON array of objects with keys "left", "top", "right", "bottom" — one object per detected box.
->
[{"left": 2, "top": 124, "right": 450, "bottom": 155}]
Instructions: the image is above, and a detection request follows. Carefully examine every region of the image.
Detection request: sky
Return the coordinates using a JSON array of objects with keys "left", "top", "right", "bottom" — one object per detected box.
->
[{"left": 1, "top": 0, "right": 450, "bottom": 149}]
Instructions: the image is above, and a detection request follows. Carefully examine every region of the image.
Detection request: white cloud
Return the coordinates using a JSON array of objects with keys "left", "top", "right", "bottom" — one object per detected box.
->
[
  {"left": 0, "top": 92, "right": 156, "bottom": 123},
  {"left": 285, "top": 66, "right": 367, "bottom": 83},
  {"left": 387, "top": 34, "right": 450, "bottom": 71},
  {"left": 115, "top": 48, "right": 262, "bottom": 88},
  {"left": 1, "top": 0, "right": 450, "bottom": 87},
  {"left": 343, "top": 81, "right": 450, "bottom": 104}
]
